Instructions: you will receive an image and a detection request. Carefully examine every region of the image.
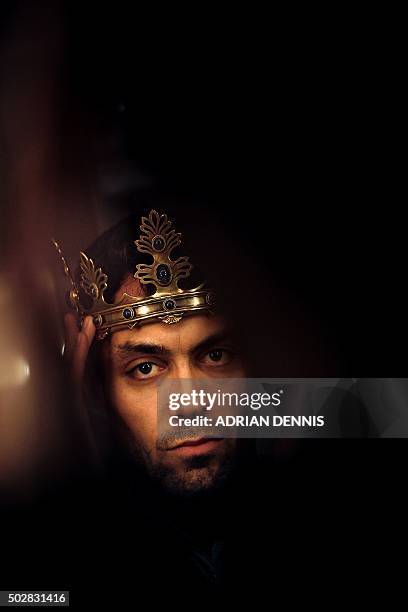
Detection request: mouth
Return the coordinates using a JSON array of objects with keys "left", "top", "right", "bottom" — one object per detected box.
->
[{"left": 167, "top": 438, "right": 224, "bottom": 457}]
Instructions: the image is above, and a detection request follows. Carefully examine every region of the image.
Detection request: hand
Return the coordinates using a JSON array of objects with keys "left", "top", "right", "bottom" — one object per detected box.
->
[
  {"left": 63, "top": 312, "right": 96, "bottom": 383},
  {"left": 63, "top": 312, "right": 100, "bottom": 463}
]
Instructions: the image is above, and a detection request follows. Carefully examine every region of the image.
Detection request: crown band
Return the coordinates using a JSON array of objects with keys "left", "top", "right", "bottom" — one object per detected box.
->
[{"left": 91, "top": 289, "right": 215, "bottom": 340}]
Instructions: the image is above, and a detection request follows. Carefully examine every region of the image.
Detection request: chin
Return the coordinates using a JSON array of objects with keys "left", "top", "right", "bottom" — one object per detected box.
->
[{"left": 154, "top": 456, "right": 234, "bottom": 498}]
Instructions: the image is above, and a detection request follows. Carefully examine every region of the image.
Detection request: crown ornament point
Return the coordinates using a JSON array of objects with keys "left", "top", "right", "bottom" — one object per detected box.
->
[
  {"left": 53, "top": 210, "right": 214, "bottom": 339},
  {"left": 133, "top": 209, "right": 193, "bottom": 296},
  {"left": 52, "top": 238, "right": 81, "bottom": 313}
]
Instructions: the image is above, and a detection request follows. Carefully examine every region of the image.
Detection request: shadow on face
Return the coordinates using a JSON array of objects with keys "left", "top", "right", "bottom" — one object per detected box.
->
[{"left": 103, "top": 313, "right": 246, "bottom": 495}]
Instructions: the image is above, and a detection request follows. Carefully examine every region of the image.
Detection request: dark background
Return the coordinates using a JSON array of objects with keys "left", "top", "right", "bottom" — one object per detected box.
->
[
  {"left": 1, "top": 1, "right": 404, "bottom": 375},
  {"left": 0, "top": 1, "right": 405, "bottom": 605},
  {"left": 58, "top": 3, "right": 404, "bottom": 376}
]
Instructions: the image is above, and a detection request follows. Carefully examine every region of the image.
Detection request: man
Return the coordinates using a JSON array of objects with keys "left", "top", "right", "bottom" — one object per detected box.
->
[
  {"left": 57, "top": 208, "right": 254, "bottom": 598},
  {"left": 58, "top": 208, "right": 366, "bottom": 604},
  {"left": 62, "top": 208, "right": 247, "bottom": 493}
]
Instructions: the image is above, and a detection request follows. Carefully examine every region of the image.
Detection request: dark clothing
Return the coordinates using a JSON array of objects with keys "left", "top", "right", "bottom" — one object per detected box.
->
[{"left": 1, "top": 434, "right": 402, "bottom": 608}]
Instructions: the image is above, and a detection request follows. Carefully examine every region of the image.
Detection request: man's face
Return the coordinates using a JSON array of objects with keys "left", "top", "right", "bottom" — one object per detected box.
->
[{"left": 103, "top": 310, "right": 245, "bottom": 496}]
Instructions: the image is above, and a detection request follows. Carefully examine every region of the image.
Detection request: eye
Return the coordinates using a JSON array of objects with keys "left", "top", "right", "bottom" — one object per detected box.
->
[
  {"left": 138, "top": 362, "right": 154, "bottom": 375},
  {"left": 200, "top": 349, "right": 233, "bottom": 367},
  {"left": 127, "top": 361, "right": 164, "bottom": 380}
]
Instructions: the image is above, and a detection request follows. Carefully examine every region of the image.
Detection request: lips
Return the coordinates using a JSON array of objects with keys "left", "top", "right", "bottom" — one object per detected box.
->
[
  {"left": 173, "top": 438, "right": 215, "bottom": 448},
  {"left": 167, "top": 437, "right": 223, "bottom": 456}
]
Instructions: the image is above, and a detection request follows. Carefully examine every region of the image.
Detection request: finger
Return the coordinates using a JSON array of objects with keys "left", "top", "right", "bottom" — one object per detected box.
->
[
  {"left": 64, "top": 312, "right": 79, "bottom": 361},
  {"left": 72, "top": 316, "right": 96, "bottom": 381},
  {"left": 81, "top": 315, "right": 96, "bottom": 348}
]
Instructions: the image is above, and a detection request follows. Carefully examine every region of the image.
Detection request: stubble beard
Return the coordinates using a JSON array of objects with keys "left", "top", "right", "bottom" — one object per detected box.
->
[
  {"left": 148, "top": 447, "right": 236, "bottom": 497},
  {"left": 111, "top": 412, "right": 237, "bottom": 497}
]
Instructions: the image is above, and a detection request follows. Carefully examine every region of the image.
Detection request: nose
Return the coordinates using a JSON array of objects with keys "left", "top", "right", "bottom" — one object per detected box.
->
[
  {"left": 171, "top": 357, "right": 195, "bottom": 380},
  {"left": 169, "top": 357, "right": 208, "bottom": 402}
]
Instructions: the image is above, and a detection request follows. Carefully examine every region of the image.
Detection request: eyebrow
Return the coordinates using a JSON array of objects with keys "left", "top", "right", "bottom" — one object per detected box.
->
[
  {"left": 113, "top": 331, "right": 232, "bottom": 362},
  {"left": 191, "top": 332, "right": 231, "bottom": 356},
  {"left": 114, "top": 342, "right": 167, "bottom": 359}
]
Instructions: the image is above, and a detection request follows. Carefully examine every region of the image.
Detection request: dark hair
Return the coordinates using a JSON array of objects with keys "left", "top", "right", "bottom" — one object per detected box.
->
[{"left": 76, "top": 210, "right": 148, "bottom": 462}]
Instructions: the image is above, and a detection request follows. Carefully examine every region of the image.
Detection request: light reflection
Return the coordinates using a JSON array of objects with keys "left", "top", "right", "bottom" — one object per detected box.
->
[{"left": 0, "top": 356, "right": 30, "bottom": 389}]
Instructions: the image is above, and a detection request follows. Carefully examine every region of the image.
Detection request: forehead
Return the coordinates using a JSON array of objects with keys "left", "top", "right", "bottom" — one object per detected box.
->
[{"left": 107, "top": 314, "right": 228, "bottom": 354}]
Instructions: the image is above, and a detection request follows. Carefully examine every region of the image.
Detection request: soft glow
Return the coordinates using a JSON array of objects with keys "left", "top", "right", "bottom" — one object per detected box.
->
[
  {"left": 138, "top": 305, "right": 149, "bottom": 315},
  {"left": 0, "top": 356, "right": 30, "bottom": 389}
]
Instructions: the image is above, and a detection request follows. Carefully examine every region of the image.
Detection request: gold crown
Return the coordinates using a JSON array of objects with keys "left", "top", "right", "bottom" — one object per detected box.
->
[{"left": 53, "top": 209, "right": 215, "bottom": 339}]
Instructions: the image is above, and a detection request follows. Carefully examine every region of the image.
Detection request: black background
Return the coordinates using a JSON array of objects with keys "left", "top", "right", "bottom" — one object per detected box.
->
[
  {"left": 1, "top": 1, "right": 404, "bottom": 374},
  {"left": 57, "top": 2, "right": 405, "bottom": 376}
]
